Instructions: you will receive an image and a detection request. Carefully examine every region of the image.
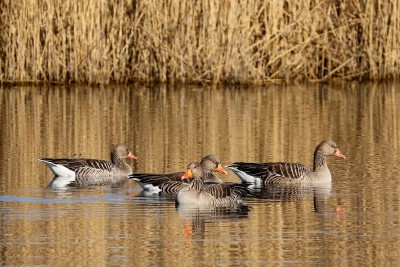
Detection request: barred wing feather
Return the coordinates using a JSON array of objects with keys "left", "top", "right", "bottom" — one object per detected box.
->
[
  {"left": 203, "top": 182, "right": 250, "bottom": 199},
  {"left": 232, "top": 162, "right": 311, "bottom": 180},
  {"left": 128, "top": 172, "right": 183, "bottom": 186},
  {"left": 41, "top": 158, "right": 114, "bottom": 172}
]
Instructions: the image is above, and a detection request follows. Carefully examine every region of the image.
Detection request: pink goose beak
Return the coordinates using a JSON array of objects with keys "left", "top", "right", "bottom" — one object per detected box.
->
[
  {"left": 127, "top": 152, "right": 138, "bottom": 160},
  {"left": 334, "top": 149, "right": 346, "bottom": 159}
]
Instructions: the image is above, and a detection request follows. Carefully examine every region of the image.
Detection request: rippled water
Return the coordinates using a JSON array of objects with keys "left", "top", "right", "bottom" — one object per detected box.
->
[{"left": 1, "top": 82, "right": 400, "bottom": 265}]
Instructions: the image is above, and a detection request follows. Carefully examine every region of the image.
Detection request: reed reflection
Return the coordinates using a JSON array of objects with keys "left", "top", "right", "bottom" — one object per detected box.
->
[
  {"left": 1, "top": 82, "right": 400, "bottom": 265},
  {"left": 1, "top": 82, "right": 399, "bottom": 190}
]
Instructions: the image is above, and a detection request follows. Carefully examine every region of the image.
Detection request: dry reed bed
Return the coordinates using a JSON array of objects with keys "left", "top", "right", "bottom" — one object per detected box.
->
[{"left": 0, "top": 0, "right": 399, "bottom": 84}]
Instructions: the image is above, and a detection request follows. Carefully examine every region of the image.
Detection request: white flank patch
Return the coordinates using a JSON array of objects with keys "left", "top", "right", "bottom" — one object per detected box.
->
[
  {"left": 135, "top": 181, "right": 161, "bottom": 193},
  {"left": 40, "top": 160, "right": 76, "bottom": 178},
  {"left": 228, "top": 166, "right": 262, "bottom": 185}
]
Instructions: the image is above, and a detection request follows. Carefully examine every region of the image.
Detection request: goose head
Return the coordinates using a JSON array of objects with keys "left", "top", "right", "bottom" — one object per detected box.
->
[
  {"left": 182, "top": 161, "right": 205, "bottom": 180},
  {"left": 200, "top": 154, "right": 227, "bottom": 174},
  {"left": 113, "top": 144, "right": 138, "bottom": 160},
  {"left": 317, "top": 140, "right": 346, "bottom": 159}
]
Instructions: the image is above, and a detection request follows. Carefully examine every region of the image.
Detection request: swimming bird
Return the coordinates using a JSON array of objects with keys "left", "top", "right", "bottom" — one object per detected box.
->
[
  {"left": 228, "top": 140, "right": 345, "bottom": 186},
  {"left": 129, "top": 154, "right": 227, "bottom": 193},
  {"left": 176, "top": 161, "right": 249, "bottom": 207},
  {"left": 40, "top": 143, "right": 137, "bottom": 187}
]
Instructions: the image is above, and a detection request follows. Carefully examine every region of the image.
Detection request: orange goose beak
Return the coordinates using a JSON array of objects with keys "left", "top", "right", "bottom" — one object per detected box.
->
[
  {"left": 216, "top": 164, "right": 228, "bottom": 174},
  {"left": 182, "top": 169, "right": 193, "bottom": 180},
  {"left": 334, "top": 149, "right": 346, "bottom": 159},
  {"left": 127, "top": 152, "right": 138, "bottom": 160}
]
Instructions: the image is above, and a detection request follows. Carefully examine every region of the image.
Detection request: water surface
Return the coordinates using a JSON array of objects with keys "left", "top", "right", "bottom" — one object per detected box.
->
[{"left": 1, "top": 82, "right": 400, "bottom": 266}]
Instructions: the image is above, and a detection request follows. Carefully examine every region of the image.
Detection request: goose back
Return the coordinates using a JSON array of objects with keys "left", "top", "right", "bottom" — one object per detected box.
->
[{"left": 229, "top": 162, "right": 315, "bottom": 185}]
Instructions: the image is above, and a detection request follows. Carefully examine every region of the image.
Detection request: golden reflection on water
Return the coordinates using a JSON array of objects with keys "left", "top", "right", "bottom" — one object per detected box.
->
[{"left": 1, "top": 82, "right": 400, "bottom": 265}]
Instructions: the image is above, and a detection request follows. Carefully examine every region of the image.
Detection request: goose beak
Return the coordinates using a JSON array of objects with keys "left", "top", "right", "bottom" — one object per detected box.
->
[
  {"left": 334, "top": 149, "right": 346, "bottom": 159},
  {"left": 182, "top": 169, "right": 193, "bottom": 180},
  {"left": 216, "top": 164, "right": 228, "bottom": 174},
  {"left": 127, "top": 152, "right": 138, "bottom": 160}
]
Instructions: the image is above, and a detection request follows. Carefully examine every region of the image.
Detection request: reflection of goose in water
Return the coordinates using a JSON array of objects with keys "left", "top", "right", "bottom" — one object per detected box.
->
[
  {"left": 252, "top": 184, "right": 333, "bottom": 213},
  {"left": 177, "top": 205, "right": 251, "bottom": 243},
  {"left": 42, "top": 144, "right": 137, "bottom": 188},
  {"left": 228, "top": 140, "right": 345, "bottom": 186},
  {"left": 47, "top": 176, "right": 76, "bottom": 189},
  {"left": 312, "top": 186, "right": 333, "bottom": 213}
]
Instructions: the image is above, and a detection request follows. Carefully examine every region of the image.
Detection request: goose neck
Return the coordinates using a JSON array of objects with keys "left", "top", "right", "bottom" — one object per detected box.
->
[
  {"left": 111, "top": 151, "right": 125, "bottom": 168},
  {"left": 313, "top": 149, "right": 327, "bottom": 172},
  {"left": 189, "top": 177, "right": 204, "bottom": 191}
]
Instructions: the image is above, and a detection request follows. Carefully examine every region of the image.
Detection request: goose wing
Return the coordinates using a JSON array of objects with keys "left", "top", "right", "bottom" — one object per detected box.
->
[
  {"left": 160, "top": 181, "right": 189, "bottom": 194},
  {"left": 128, "top": 172, "right": 183, "bottom": 186},
  {"left": 40, "top": 158, "right": 114, "bottom": 172},
  {"left": 231, "top": 162, "right": 311, "bottom": 180},
  {"left": 203, "top": 182, "right": 250, "bottom": 198}
]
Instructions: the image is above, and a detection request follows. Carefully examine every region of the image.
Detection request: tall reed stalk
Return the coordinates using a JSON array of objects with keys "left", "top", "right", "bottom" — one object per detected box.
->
[{"left": 0, "top": 0, "right": 399, "bottom": 84}]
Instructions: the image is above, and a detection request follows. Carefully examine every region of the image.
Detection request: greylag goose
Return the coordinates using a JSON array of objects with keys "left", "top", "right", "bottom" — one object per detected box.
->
[
  {"left": 129, "top": 154, "right": 227, "bottom": 193},
  {"left": 175, "top": 162, "right": 249, "bottom": 207},
  {"left": 40, "top": 143, "right": 137, "bottom": 186},
  {"left": 228, "top": 140, "right": 345, "bottom": 186}
]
